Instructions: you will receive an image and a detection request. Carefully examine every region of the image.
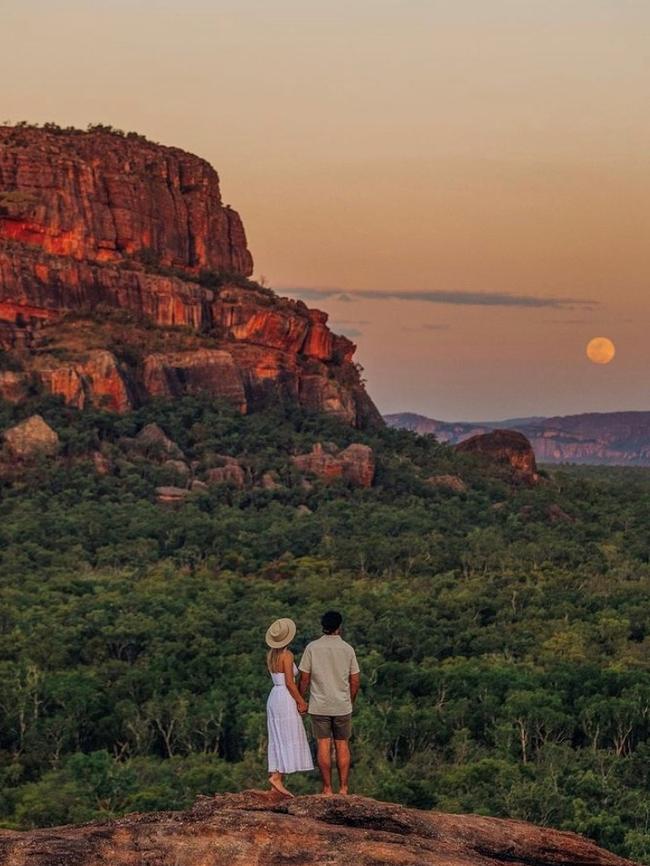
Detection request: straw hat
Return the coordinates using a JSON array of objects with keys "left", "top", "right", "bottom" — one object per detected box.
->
[{"left": 265, "top": 617, "right": 296, "bottom": 648}]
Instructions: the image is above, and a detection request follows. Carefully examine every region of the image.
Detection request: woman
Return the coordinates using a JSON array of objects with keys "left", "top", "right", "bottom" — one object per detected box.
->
[{"left": 265, "top": 617, "right": 314, "bottom": 796}]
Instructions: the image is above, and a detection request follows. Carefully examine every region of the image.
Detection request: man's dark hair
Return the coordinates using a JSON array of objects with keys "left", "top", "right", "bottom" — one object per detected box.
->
[{"left": 321, "top": 610, "right": 343, "bottom": 634}]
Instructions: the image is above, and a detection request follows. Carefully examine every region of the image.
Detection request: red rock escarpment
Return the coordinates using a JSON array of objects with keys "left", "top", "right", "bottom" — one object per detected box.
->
[
  {"left": 0, "top": 126, "right": 381, "bottom": 428},
  {"left": 0, "top": 125, "right": 252, "bottom": 274},
  {"left": 0, "top": 790, "right": 636, "bottom": 866},
  {"left": 455, "top": 429, "right": 539, "bottom": 484}
]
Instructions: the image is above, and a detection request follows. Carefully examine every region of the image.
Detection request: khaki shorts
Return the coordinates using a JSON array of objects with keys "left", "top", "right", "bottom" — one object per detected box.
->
[{"left": 310, "top": 713, "right": 352, "bottom": 741}]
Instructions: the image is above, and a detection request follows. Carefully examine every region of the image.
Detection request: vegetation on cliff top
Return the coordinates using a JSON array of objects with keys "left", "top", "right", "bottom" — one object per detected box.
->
[{"left": 0, "top": 395, "right": 648, "bottom": 862}]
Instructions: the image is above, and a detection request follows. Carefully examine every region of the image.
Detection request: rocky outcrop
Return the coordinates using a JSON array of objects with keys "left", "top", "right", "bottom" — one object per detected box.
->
[
  {"left": 0, "top": 126, "right": 381, "bottom": 428},
  {"left": 3, "top": 414, "right": 59, "bottom": 458},
  {"left": 455, "top": 430, "right": 539, "bottom": 485},
  {"left": 292, "top": 442, "right": 375, "bottom": 487},
  {"left": 0, "top": 790, "right": 634, "bottom": 866}
]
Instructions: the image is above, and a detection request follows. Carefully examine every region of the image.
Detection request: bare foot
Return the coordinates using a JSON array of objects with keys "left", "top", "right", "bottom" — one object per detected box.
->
[
  {"left": 339, "top": 787, "right": 349, "bottom": 796},
  {"left": 269, "top": 773, "right": 294, "bottom": 797},
  {"left": 321, "top": 786, "right": 334, "bottom": 796}
]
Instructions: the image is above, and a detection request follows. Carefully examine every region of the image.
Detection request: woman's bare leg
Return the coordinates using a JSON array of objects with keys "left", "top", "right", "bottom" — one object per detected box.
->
[{"left": 269, "top": 772, "right": 294, "bottom": 797}]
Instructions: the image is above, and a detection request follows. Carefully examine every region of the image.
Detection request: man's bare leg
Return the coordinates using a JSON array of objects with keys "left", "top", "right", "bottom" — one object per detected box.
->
[
  {"left": 334, "top": 739, "right": 351, "bottom": 795},
  {"left": 316, "top": 738, "right": 334, "bottom": 794}
]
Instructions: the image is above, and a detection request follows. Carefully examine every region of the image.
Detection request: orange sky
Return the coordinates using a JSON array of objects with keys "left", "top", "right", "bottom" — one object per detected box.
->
[{"left": 2, "top": 0, "right": 649, "bottom": 419}]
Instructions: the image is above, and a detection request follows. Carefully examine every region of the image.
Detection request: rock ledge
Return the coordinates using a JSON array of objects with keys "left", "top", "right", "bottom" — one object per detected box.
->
[{"left": 0, "top": 790, "right": 636, "bottom": 866}]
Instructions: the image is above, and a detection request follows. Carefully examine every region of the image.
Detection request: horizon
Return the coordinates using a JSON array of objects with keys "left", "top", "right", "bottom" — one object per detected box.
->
[{"left": 2, "top": 0, "right": 649, "bottom": 419}]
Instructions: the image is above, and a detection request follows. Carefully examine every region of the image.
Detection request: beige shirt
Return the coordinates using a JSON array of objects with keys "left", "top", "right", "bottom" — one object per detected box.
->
[{"left": 299, "top": 635, "right": 360, "bottom": 716}]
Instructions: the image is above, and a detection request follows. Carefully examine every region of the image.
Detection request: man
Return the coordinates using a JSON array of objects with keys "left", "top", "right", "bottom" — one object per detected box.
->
[{"left": 299, "top": 610, "right": 360, "bottom": 795}]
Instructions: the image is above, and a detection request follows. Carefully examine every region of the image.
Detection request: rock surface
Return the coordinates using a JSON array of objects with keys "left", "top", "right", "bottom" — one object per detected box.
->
[
  {"left": 3, "top": 414, "right": 59, "bottom": 458},
  {"left": 0, "top": 790, "right": 635, "bottom": 866},
  {"left": 0, "top": 126, "right": 382, "bottom": 428},
  {"left": 292, "top": 442, "right": 375, "bottom": 487},
  {"left": 455, "top": 429, "right": 539, "bottom": 485}
]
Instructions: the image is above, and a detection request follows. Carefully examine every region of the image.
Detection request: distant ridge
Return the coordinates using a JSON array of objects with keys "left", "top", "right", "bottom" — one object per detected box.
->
[{"left": 385, "top": 411, "right": 650, "bottom": 466}]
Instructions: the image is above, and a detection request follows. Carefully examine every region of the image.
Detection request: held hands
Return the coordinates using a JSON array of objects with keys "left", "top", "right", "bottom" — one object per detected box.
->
[{"left": 297, "top": 698, "right": 308, "bottom": 715}]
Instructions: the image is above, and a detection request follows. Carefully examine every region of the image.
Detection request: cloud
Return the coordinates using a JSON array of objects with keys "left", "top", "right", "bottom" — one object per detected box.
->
[
  {"left": 333, "top": 326, "right": 363, "bottom": 338},
  {"left": 282, "top": 286, "right": 597, "bottom": 310},
  {"left": 544, "top": 319, "right": 592, "bottom": 325},
  {"left": 403, "top": 323, "right": 450, "bottom": 332}
]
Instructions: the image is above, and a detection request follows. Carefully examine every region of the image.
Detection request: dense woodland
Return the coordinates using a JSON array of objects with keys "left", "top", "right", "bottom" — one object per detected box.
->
[{"left": 0, "top": 394, "right": 648, "bottom": 862}]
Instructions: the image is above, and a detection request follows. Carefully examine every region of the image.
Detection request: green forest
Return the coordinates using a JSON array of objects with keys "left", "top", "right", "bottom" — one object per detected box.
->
[{"left": 0, "top": 394, "right": 648, "bottom": 862}]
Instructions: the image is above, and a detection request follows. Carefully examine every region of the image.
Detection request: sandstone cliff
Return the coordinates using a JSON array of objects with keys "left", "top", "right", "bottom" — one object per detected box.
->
[
  {"left": 0, "top": 125, "right": 381, "bottom": 428},
  {"left": 0, "top": 790, "right": 635, "bottom": 866}
]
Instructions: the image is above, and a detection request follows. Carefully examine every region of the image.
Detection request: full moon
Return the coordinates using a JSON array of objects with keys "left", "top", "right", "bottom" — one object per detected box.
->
[{"left": 586, "top": 337, "right": 616, "bottom": 365}]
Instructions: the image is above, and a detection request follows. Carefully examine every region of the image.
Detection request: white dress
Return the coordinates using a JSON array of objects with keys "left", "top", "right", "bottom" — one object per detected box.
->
[{"left": 267, "top": 663, "right": 314, "bottom": 774}]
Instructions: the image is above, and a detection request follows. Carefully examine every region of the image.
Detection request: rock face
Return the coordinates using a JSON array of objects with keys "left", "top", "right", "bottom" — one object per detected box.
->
[
  {"left": 455, "top": 429, "right": 539, "bottom": 484},
  {"left": 39, "top": 349, "right": 132, "bottom": 412},
  {"left": 0, "top": 790, "right": 635, "bottom": 866},
  {"left": 292, "top": 442, "right": 375, "bottom": 487},
  {"left": 0, "top": 125, "right": 382, "bottom": 429},
  {"left": 3, "top": 414, "right": 59, "bottom": 458}
]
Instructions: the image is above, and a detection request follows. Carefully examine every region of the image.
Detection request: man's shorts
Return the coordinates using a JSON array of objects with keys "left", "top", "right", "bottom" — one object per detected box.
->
[{"left": 310, "top": 713, "right": 352, "bottom": 741}]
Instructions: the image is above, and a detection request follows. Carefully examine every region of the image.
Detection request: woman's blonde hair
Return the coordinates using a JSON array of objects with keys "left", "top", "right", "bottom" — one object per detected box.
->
[{"left": 267, "top": 646, "right": 289, "bottom": 672}]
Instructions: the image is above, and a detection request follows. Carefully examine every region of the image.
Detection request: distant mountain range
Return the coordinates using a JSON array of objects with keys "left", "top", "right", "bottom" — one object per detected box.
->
[{"left": 384, "top": 411, "right": 650, "bottom": 466}]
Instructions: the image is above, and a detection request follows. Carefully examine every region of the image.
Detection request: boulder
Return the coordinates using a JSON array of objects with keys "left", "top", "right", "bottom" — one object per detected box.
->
[
  {"left": 426, "top": 474, "right": 468, "bottom": 493},
  {"left": 0, "top": 790, "right": 633, "bottom": 866},
  {"left": 292, "top": 442, "right": 375, "bottom": 488},
  {"left": 135, "top": 424, "right": 184, "bottom": 460},
  {"left": 3, "top": 414, "right": 59, "bottom": 459},
  {"left": 261, "top": 471, "right": 281, "bottom": 490},
  {"left": 91, "top": 451, "right": 112, "bottom": 476},
  {"left": 155, "top": 486, "right": 190, "bottom": 504},
  {"left": 205, "top": 463, "right": 246, "bottom": 488},
  {"left": 455, "top": 429, "right": 539, "bottom": 485},
  {"left": 0, "top": 370, "right": 29, "bottom": 402}
]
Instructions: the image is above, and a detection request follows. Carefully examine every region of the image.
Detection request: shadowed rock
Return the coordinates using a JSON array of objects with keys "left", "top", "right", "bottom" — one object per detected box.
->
[{"left": 455, "top": 429, "right": 539, "bottom": 485}]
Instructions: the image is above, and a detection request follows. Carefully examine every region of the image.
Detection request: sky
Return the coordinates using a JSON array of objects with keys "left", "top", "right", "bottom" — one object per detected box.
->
[{"left": 2, "top": 0, "right": 649, "bottom": 420}]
